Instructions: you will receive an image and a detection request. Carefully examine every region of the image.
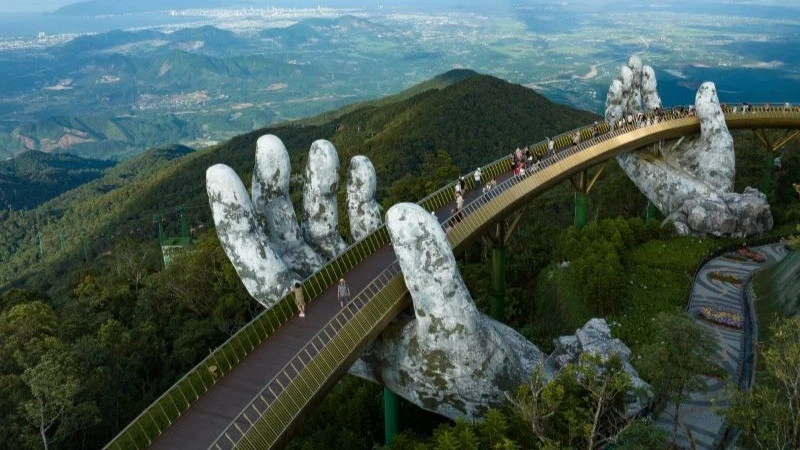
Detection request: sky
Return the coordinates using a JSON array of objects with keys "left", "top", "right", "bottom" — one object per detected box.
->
[{"left": 0, "top": 0, "right": 75, "bottom": 13}]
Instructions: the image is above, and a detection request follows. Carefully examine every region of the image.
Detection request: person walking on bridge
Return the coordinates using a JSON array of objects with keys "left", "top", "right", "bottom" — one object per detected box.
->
[
  {"left": 473, "top": 167, "right": 482, "bottom": 190},
  {"left": 291, "top": 282, "right": 306, "bottom": 317},
  {"left": 338, "top": 278, "right": 351, "bottom": 308}
]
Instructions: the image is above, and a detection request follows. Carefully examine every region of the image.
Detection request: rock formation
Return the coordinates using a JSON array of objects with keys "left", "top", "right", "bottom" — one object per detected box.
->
[
  {"left": 551, "top": 319, "right": 650, "bottom": 414},
  {"left": 207, "top": 163, "right": 295, "bottom": 308},
  {"left": 666, "top": 187, "right": 774, "bottom": 237},
  {"left": 605, "top": 56, "right": 772, "bottom": 237},
  {"left": 251, "top": 135, "right": 325, "bottom": 278}
]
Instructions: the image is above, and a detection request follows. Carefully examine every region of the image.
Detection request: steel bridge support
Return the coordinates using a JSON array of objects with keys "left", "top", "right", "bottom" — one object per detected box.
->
[
  {"left": 569, "top": 162, "right": 607, "bottom": 230},
  {"left": 483, "top": 207, "right": 526, "bottom": 321},
  {"left": 753, "top": 129, "right": 800, "bottom": 200},
  {"left": 384, "top": 388, "right": 399, "bottom": 445},
  {"left": 645, "top": 200, "right": 658, "bottom": 222}
]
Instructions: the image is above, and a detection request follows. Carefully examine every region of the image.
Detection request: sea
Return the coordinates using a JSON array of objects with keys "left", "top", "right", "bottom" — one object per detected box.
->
[{"left": 0, "top": 12, "right": 202, "bottom": 38}]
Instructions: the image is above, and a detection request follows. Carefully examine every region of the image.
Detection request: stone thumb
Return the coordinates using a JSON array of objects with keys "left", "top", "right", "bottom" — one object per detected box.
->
[{"left": 386, "top": 203, "right": 479, "bottom": 335}]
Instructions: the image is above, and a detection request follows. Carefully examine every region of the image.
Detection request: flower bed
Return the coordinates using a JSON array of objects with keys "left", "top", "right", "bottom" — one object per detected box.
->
[
  {"left": 722, "top": 252, "right": 749, "bottom": 262},
  {"left": 708, "top": 271, "right": 743, "bottom": 284},
  {"left": 699, "top": 306, "right": 743, "bottom": 328},
  {"left": 736, "top": 247, "right": 766, "bottom": 263}
]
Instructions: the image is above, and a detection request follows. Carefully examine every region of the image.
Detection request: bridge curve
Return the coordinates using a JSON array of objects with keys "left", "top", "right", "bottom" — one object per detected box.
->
[{"left": 105, "top": 106, "right": 800, "bottom": 450}]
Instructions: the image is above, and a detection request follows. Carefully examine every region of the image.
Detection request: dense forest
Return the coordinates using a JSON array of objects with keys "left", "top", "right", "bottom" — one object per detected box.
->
[
  {"left": 1, "top": 71, "right": 799, "bottom": 449},
  {"left": 0, "top": 151, "right": 116, "bottom": 211}
]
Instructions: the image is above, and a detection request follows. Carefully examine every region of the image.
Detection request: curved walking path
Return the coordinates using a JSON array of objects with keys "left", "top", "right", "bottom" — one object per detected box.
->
[{"left": 655, "top": 243, "right": 789, "bottom": 449}]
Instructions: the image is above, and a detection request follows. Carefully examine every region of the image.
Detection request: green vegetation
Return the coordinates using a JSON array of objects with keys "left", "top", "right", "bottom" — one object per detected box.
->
[
  {"left": 639, "top": 313, "right": 724, "bottom": 444},
  {"left": 383, "top": 355, "right": 666, "bottom": 450},
  {"left": 727, "top": 317, "right": 800, "bottom": 449},
  {"left": 0, "top": 70, "right": 798, "bottom": 449},
  {"left": 0, "top": 151, "right": 115, "bottom": 210},
  {"left": 0, "top": 232, "right": 253, "bottom": 449},
  {"left": 752, "top": 183, "right": 800, "bottom": 338}
]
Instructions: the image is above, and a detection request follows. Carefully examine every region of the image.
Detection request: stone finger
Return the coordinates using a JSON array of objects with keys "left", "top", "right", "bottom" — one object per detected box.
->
[
  {"left": 301, "top": 139, "right": 347, "bottom": 260},
  {"left": 346, "top": 156, "right": 382, "bottom": 241},
  {"left": 207, "top": 164, "right": 295, "bottom": 308},
  {"left": 251, "top": 134, "right": 325, "bottom": 277},
  {"left": 626, "top": 55, "right": 643, "bottom": 113},
  {"left": 641, "top": 65, "right": 662, "bottom": 111},
  {"left": 686, "top": 82, "right": 735, "bottom": 192},
  {"left": 386, "top": 202, "right": 479, "bottom": 333}
]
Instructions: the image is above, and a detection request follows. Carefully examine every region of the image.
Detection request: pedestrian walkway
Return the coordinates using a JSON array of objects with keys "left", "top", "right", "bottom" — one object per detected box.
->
[{"left": 655, "top": 243, "right": 789, "bottom": 449}]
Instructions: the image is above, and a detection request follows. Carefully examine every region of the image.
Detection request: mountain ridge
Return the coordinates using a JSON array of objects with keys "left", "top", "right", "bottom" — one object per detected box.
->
[{"left": 0, "top": 71, "right": 596, "bottom": 297}]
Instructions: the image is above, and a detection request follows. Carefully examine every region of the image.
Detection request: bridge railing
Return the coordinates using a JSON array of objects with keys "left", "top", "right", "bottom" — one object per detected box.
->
[
  {"left": 210, "top": 261, "right": 406, "bottom": 449},
  {"left": 104, "top": 224, "right": 391, "bottom": 450}
]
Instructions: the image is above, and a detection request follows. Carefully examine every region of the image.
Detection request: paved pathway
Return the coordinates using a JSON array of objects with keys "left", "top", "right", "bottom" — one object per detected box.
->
[{"left": 655, "top": 243, "right": 788, "bottom": 449}]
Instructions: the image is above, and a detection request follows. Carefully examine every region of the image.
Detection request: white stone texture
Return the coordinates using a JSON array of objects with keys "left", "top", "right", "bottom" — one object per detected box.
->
[
  {"left": 641, "top": 65, "right": 662, "bottom": 111},
  {"left": 626, "top": 56, "right": 643, "bottom": 113},
  {"left": 606, "top": 56, "right": 770, "bottom": 237},
  {"left": 604, "top": 79, "right": 625, "bottom": 123},
  {"left": 211, "top": 138, "right": 651, "bottom": 420},
  {"left": 352, "top": 203, "right": 547, "bottom": 419},
  {"left": 301, "top": 139, "right": 348, "bottom": 260},
  {"left": 615, "top": 82, "right": 735, "bottom": 214},
  {"left": 551, "top": 318, "right": 650, "bottom": 415},
  {"left": 206, "top": 164, "right": 295, "bottom": 309},
  {"left": 251, "top": 135, "right": 325, "bottom": 277},
  {"left": 689, "top": 82, "right": 736, "bottom": 192},
  {"left": 665, "top": 187, "right": 774, "bottom": 237},
  {"left": 346, "top": 156, "right": 382, "bottom": 241},
  {"left": 208, "top": 134, "right": 382, "bottom": 309}
]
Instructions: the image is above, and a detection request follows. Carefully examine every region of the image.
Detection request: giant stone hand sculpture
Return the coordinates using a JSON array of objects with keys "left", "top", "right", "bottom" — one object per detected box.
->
[
  {"left": 207, "top": 135, "right": 345, "bottom": 308},
  {"left": 606, "top": 56, "right": 772, "bottom": 237},
  {"left": 207, "top": 134, "right": 646, "bottom": 420}
]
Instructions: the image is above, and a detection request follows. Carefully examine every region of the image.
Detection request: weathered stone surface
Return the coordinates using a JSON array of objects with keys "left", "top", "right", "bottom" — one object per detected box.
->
[
  {"left": 351, "top": 203, "right": 547, "bottom": 419},
  {"left": 605, "top": 56, "right": 771, "bottom": 237},
  {"left": 301, "top": 140, "right": 348, "bottom": 260},
  {"left": 208, "top": 134, "right": 378, "bottom": 308},
  {"left": 605, "top": 79, "right": 625, "bottom": 124},
  {"left": 206, "top": 164, "right": 295, "bottom": 309},
  {"left": 626, "top": 56, "right": 643, "bottom": 114},
  {"left": 346, "top": 156, "right": 382, "bottom": 241},
  {"left": 666, "top": 186, "right": 773, "bottom": 237},
  {"left": 251, "top": 135, "right": 325, "bottom": 278},
  {"left": 641, "top": 65, "right": 661, "bottom": 111},
  {"left": 551, "top": 318, "right": 650, "bottom": 414},
  {"left": 680, "top": 82, "right": 735, "bottom": 193}
]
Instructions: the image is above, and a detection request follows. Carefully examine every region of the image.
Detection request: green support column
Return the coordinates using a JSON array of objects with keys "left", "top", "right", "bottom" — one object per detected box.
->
[
  {"left": 384, "top": 388, "right": 399, "bottom": 445},
  {"left": 760, "top": 150, "right": 775, "bottom": 200},
  {"left": 645, "top": 200, "right": 657, "bottom": 222},
  {"left": 491, "top": 245, "right": 508, "bottom": 321},
  {"left": 574, "top": 192, "right": 588, "bottom": 230}
]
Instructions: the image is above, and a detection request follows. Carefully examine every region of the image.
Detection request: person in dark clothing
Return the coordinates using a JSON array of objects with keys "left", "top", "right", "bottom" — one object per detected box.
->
[{"left": 338, "top": 278, "right": 351, "bottom": 308}]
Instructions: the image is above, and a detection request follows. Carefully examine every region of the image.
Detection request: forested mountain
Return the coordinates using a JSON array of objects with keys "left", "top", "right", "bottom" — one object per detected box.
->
[
  {"left": 1, "top": 70, "right": 798, "bottom": 450},
  {"left": 0, "top": 71, "right": 596, "bottom": 292},
  {"left": 0, "top": 72, "right": 601, "bottom": 448},
  {"left": 0, "top": 151, "right": 116, "bottom": 210}
]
